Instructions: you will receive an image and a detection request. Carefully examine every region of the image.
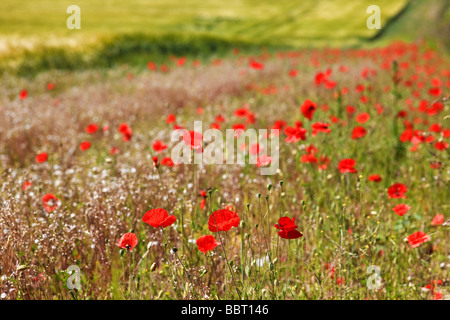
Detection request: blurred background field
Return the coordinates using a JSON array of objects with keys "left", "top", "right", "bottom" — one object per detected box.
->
[{"left": 0, "top": 0, "right": 448, "bottom": 75}]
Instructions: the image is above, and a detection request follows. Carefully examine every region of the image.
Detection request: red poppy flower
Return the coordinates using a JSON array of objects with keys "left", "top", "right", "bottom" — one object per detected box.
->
[
  {"left": 352, "top": 126, "right": 367, "bottom": 139},
  {"left": 119, "top": 123, "right": 129, "bottom": 134},
  {"left": 387, "top": 183, "right": 407, "bottom": 199},
  {"left": 305, "top": 144, "right": 318, "bottom": 154},
  {"left": 199, "top": 190, "right": 207, "bottom": 209},
  {"left": 429, "top": 123, "right": 441, "bottom": 132},
  {"left": 355, "top": 84, "right": 365, "bottom": 93},
  {"left": 47, "top": 83, "right": 54, "bottom": 90},
  {"left": 234, "top": 108, "right": 249, "bottom": 118},
  {"left": 311, "top": 122, "right": 331, "bottom": 136},
  {"left": 397, "top": 110, "right": 407, "bottom": 118},
  {"left": 289, "top": 69, "right": 298, "bottom": 77},
  {"left": 85, "top": 124, "right": 98, "bottom": 134},
  {"left": 215, "top": 114, "right": 226, "bottom": 123},
  {"left": 250, "top": 61, "right": 264, "bottom": 70},
  {"left": 284, "top": 126, "right": 307, "bottom": 143},
  {"left": 434, "top": 292, "right": 443, "bottom": 300},
  {"left": 424, "top": 279, "right": 443, "bottom": 293},
  {"left": 315, "top": 71, "right": 328, "bottom": 86},
  {"left": 161, "top": 157, "right": 174, "bottom": 167},
  {"left": 338, "top": 159, "right": 357, "bottom": 173},
  {"left": 346, "top": 105, "right": 356, "bottom": 116},
  {"left": 278, "top": 229, "right": 303, "bottom": 239},
  {"left": 142, "top": 208, "right": 176, "bottom": 228},
  {"left": 42, "top": 193, "right": 58, "bottom": 212},
  {"left": 392, "top": 204, "right": 411, "bottom": 216},
  {"left": 325, "top": 80, "right": 336, "bottom": 89},
  {"left": 196, "top": 235, "right": 221, "bottom": 253},
  {"left": 407, "top": 231, "right": 430, "bottom": 248},
  {"left": 249, "top": 143, "right": 262, "bottom": 155},
  {"left": 147, "top": 61, "right": 156, "bottom": 70},
  {"left": 22, "top": 181, "right": 32, "bottom": 191},
  {"left": 275, "top": 216, "right": 303, "bottom": 239},
  {"left": 355, "top": 113, "right": 370, "bottom": 123},
  {"left": 176, "top": 57, "right": 186, "bottom": 67},
  {"left": 166, "top": 114, "right": 176, "bottom": 123},
  {"left": 232, "top": 122, "right": 246, "bottom": 132},
  {"left": 80, "top": 141, "right": 91, "bottom": 151},
  {"left": 36, "top": 152, "right": 48, "bottom": 163},
  {"left": 434, "top": 141, "right": 448, "bottom": 151},
  {"left": 275, "top": 217, "right": 298, "bottom": 232},
  {"left": 301, "top": 153, "right": 317, "bottom": 164},
  {"left": 110, "top": 147, "right": 120, "bottom": 155},
  {"left": 325, "top": 263, "right": 336, "bottom": 279},
  {"left": 20, "top": 89, "right": 27, "bottom": 100},
  {"left": 336, "top": 277, "right": 345, "bottom": 286},
  {"left": 182, "top": 131, "right": 203, "bottom": 150},
  {"left": 429, "top": 87, "right": 441, "bottom": 96},
  {"left": 330, "top": 115, "right": 340, "bottom": 123},
  {"left": 272, "top": 120, "right": 287, "bottom": 131},
  {"left": 208, "top": 209, "right": 240, "bottom": 232},
  {"left": 431, "top": 214, "right": 444, "bottom": 226},
  {"left": 119, "top": 123, "right": 132, "bottom": 141},
  {"left": 152, "top": 156, "right": 158, "bottom": 167},
  {"left": 246, "top": 112, "right": 256, "bottom": 124},
  {"left": 117, "top": 233, "right": 138, "bottom": 251},
  {"left": 430, "top": 161, "right": 441, "bottom": 169},
  {"left": 368, "top": 174, "right": 382, "bottom": 182},
  {"left": 153, "top": 140, "right": 167, "bottom": 153},
  {"left": 256, "top": 155, "right": 272, "bottom": 167},
  {"left": 300, "top": 99, "right": 317, "bottom": 120},
  {"left": 200, "top": 198, "right": 206, "bottom": 210}
]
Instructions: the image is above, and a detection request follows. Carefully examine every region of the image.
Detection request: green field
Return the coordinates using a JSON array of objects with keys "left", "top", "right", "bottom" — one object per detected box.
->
[
  {"left": 1, "top": 0, "right": 408, "bottom": 47},
  {"left": 1, "top": 0, "right": 449, "bottom": 75}
]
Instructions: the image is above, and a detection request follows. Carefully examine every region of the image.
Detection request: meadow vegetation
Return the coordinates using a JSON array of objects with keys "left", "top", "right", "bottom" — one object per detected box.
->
[{"left": 0, "top": 41, "right": 448, "bottom": 300}]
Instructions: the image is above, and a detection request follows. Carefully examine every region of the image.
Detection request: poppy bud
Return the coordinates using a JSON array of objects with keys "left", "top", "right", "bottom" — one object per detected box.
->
[
  {"left": 265, "top": 195, "right": 269, "bottom": 201},
  {"left": 267, "top": 184, "right": 272, "bottom": 191},
  {"left": 274, "top": 279, "right": 279, "bottom": 286},
  {"left": 199, "top": 269, "right": 207, "bottom": 278},
  {"left": 172, "top": 247, "right": 178, "bottom": 253},
  {"left": 256, "top": 193, "right": 261, "bottom": 199},
  {"left": 279, "top": 180, "right": 283, "bottom": 187},
  {"left": 246, "top": 203, "right": 250, "bottom": 211},
  {"left": 240, "top": 220, "right": 246, "bottom": 228},
  {"left": 229, "top": 260, "right": 234, "bottom": 267},
  {"left": 150, "top": 262, "right": 157, "bottom": 272},
  {"left": 152, "top": 156, "right": 159, "bottom": 167},
  {"left": 119, "top": 249, "right": 125, "bottom": 257},
  {"left": 273, "top": 258, "right": 278, "bottom": 265},
  {"left": 269, "top": 262, "right": 274, "bottom": 271}
]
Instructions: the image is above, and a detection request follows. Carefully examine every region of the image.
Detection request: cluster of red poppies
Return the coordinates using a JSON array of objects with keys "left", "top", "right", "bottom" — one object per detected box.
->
[{"left": 116, "top": 207, "right": 242, "bottom": 254}]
